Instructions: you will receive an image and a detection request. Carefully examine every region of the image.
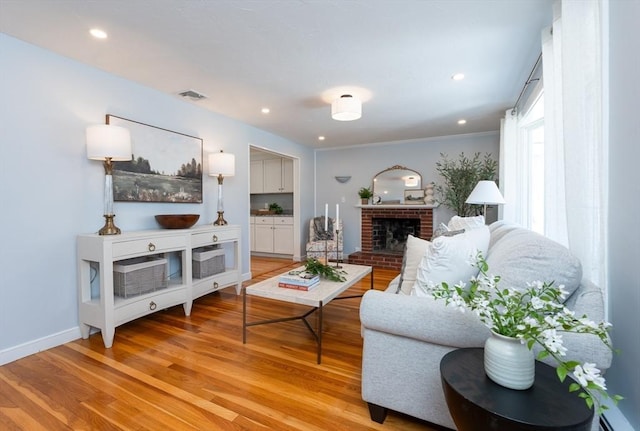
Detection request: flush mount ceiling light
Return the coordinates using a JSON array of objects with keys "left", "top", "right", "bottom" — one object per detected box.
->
[{"left": 331, "top": 94, "right": 362, "bottom": 121}]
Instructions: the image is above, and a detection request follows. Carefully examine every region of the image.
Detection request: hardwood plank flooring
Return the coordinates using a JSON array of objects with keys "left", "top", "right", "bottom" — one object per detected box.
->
[{"left": 0, "top": 257, "right": 441, "bottom": 431}]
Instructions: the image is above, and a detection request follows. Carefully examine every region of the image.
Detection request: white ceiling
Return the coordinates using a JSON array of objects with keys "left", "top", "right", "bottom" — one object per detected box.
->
[{"left": 0, "top": 0, "right": 552, "bottom": 148}]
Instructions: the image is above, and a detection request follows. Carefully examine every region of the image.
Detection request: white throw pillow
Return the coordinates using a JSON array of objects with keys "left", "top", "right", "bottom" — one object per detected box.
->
[
  {"left": 448, "top": 215, "right": 485, "bottom": 231},
  {"left": 412, "top": 225, "right": 490, "bottom": 296},
  {"left": 397, "top": 235, "right": 431, "bottom": 295}
]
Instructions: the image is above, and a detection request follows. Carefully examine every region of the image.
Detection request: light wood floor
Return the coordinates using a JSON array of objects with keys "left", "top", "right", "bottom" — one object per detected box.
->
[{"left": 0, "top": 257, "right": 440, "bottom": 431}]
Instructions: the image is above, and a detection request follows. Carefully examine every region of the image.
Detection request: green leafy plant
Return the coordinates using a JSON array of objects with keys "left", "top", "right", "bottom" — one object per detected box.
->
[
  {"left": 424, "top": 253, "right": 622, "bottom": 414},
  {"left": 268, "top": 202, "right": 283, "bottom": 214},
  {"left": 304, "top": 258, "right": 346, "bottom": 282},
  {"left": 435, "top": 152, "right": 497, "bottom": 216},
  {"left": 358, "top": 186, "right": 373, "bottom": 199}
]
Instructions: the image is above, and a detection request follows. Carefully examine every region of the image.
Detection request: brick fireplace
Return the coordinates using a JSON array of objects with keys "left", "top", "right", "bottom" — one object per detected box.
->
[{"left": 348, "top": 206, "right": 433, "bottom": 270}]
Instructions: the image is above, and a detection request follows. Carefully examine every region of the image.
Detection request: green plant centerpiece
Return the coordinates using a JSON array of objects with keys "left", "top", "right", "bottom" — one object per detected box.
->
[
  {"left": 425, "top": 252, "right": 622, "bottom": 413},
  {"left": 435, "top": 152, "right": 497, "bottom": 216},
  {"left": 304, "top": 258, "right": 346, "bottom": 282},
  {"left": 358, "top": 186, "right": 373, "bottom": 204},
  {"left": 268, "top": 202, "right": 283, "bottom": 214}
]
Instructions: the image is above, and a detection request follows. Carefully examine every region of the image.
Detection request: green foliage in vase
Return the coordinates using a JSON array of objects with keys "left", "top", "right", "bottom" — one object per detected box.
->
[
  {"left": 358, "top": 186, "right": 373, "bottom": 199},
  {"left": 268, "top": 203, "right": 283, "bottom": 214},
  {"left": 435, "top": 152, "right": 497, "bottom": 216},
  {"left": 304, "top": 258, "right": 347, "bottom": 282}
]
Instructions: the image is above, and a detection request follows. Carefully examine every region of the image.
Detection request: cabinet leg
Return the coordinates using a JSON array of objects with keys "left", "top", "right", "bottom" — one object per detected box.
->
[
  {"left": 183, "top": 301, "right": 193, "bottom": 316},
  {"left": 80, "top": 323, "right": 91, "bottom": 339},
  {"left": 102, "top": 328, "right": 115, "bottom": 348}
]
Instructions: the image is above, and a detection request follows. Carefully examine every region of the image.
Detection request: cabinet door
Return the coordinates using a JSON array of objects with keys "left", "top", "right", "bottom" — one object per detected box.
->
[
  {"left": 281, "top": 158, "right": 293, "bottom": 193},
  {"left": 273, "top": 224, "right": 293, "bottom": 254},
  {"left": 254, "top": 223, "right": 274, "bottom": 253},
  {"left": 263, "top": 159, "right": 282, "bottom": 193},
  {"left": 249, "top": 217, "right": 256, "bottom": 251},
  {"left": 250, "top": 160, "right": 264, "bottom": 194}
]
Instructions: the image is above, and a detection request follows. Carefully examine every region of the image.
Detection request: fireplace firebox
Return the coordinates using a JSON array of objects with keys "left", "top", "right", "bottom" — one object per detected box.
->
[{"left": 348, "top": 206, "right": 433, "bottom": 270}]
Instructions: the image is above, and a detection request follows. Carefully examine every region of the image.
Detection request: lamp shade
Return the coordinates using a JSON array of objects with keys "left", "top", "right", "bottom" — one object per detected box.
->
[
  {"left": 209, "top": 151, "right": 235, "bottom": 177},
  {"left": 331, "top": 94, "right": 362, "bottom": 121},
  {"left": 466, "top": 180, "right": 506, "bottom": 205},
  {"left": 86, "top": 125, "right": 132, "bottom": 160}
]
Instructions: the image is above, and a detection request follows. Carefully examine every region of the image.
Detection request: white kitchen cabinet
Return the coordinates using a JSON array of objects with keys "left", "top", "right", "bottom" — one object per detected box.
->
[
  {"left": 251, "top": 158, "right": 293, "bottom": 194},
  {"left": 250, "top": 216, "right": 256, "bottom": 251},
  {"left": 250, "top": 160, "right": 264, "bottom": 194},
  {"left": 273, "top": 217, "right": 294, "bottom": 254},
  {"left": 252, "top": 216, "right": 293, "bottom": 255},
  {"left": 77, "top": 224, "right": 241, "bottom": 348},
  {"left": 281, "top": 158, "right": 293, "bottom": 193}
]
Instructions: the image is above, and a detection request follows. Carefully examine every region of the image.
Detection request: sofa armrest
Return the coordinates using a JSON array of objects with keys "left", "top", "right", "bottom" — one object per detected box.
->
[{"left": 360, "top": 289, "right": 490, "bottom": 348}]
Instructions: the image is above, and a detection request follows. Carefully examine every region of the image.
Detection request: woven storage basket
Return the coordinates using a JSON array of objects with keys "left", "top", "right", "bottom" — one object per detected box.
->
[
  {"left": 192, "top": 246, "right": 225, "bottom": 279},
  {"left": 113, "top": 256, "right": 167, "bottom": 298}
]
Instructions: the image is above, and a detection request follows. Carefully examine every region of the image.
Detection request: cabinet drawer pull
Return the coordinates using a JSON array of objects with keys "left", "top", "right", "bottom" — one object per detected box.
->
[
  {"left": 149, "top": 301, "right": 157, "bottom": 311},
  {"left": 148, "top": 243, "right": 156, "bottom": 252},
  {"left": 213, "top": 282, "right": 219, "bottom": 289},
  {"left": 212, "top": 235, "right": 218, "bottom": 243}
]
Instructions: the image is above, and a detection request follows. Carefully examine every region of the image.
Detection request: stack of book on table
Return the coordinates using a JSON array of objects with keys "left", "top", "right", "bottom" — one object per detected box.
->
[{"left": 278, "top": 271, "right": 320, "bottom": 291}]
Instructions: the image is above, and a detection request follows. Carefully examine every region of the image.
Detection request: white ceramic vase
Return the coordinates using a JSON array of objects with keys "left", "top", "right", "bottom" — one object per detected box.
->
[{"left": 484, "top": 331, "right": 535, "bottom": 390}]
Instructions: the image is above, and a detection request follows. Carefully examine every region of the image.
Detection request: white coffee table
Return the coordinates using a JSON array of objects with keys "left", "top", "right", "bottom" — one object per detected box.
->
[{"left": 242, "top": 263, "right": 373, "bottom": 364}]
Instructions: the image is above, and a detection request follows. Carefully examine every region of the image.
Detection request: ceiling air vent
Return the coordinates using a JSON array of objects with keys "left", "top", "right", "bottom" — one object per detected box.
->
[{"left": 178, "top": 89, "right": 207, "bottom": 101}]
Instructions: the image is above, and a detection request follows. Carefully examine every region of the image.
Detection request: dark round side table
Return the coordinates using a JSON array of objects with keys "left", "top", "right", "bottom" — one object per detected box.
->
[{"left": 440, "top": 348, "right": 594, "bottom": 431}]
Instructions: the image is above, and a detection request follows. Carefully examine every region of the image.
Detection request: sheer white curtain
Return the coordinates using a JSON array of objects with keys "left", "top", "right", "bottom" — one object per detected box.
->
[{"left": 501, "top": 0, "right": 607, "bottom": 287}]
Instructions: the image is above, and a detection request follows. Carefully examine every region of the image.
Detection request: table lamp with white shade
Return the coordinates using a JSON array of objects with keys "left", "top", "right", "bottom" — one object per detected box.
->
[
  {"left": 466, "top": 180, "right": 506, "bottom": 220},
  {"left": 86, "top": 124, "right": 132, "bottom": 235},
  {"left": 209, "top": 150, "right": 235, "bottom": 225}
]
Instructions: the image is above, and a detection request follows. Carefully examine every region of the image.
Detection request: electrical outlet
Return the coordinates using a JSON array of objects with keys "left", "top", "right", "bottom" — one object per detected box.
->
[{"left": 341, "top": 196, "right": 346, "bottom": 203}]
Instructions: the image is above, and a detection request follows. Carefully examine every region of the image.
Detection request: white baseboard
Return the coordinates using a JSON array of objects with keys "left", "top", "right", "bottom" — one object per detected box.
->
[
  {"left": 602, "top": 404, "right": 636, "bottom": 431},
  {"left": 0, "top": 327, "right": 82, "bottom": 366}
]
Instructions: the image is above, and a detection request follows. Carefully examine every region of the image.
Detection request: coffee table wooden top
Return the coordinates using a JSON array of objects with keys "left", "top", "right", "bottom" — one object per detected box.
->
[{"left": 245, "top": 263, "right": 372, "bottom": 307}]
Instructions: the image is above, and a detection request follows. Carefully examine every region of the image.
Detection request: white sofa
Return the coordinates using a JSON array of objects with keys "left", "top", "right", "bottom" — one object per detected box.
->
[{"left": 359, "top": 221, "right": 612, "bottom": 431}]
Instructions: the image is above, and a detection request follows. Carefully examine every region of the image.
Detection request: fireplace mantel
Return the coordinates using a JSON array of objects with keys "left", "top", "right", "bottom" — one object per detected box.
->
[
  {"left": 348, "top": 205, "right": 434, "bottom": 270},
  {"left": 355, "top": 204, "right": 437, "bottom": 209}
]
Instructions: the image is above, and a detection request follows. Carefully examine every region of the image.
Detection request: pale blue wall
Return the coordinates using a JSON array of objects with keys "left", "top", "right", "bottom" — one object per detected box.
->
[
  {"left": 606, "top": 0, "right": 640, "bottom": 428},
  {"left": 314, "top": 133, "right": 500, "bottom": 254},
  {"left": 0, "top": 34, "right": 315, "bottom": 357}
]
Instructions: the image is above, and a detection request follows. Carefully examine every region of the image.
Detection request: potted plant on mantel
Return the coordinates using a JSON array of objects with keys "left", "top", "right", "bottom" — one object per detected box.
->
[{"left": 358, "top": 186, "right": 373, "bottom": 205}]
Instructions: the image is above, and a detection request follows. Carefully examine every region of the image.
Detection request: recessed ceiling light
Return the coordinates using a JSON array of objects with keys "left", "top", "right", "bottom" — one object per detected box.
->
[
  {"left": 261, "top": 107, "right": 270, "bottom": 114},
  {"left": 318, "top": 136, "right": 325, "bottom": 141},
  {"left": 458, "top": 119, "right": 467, "bottom": 125},
  {"left": 90, "top": 28, "right": 108, "bottom": 39},
  {"left": 452, "top": 73, "right": 465, "bottom": 81}
]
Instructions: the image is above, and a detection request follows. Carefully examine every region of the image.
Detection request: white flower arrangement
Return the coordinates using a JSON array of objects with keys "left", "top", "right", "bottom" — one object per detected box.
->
[{"left": 425, "top": 252, "right": 622, "bottom": 413}]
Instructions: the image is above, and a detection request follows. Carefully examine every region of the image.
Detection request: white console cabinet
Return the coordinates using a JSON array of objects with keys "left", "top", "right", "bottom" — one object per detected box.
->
[{"left": 77, "top": 224, "right": 241, "bottom": 348}]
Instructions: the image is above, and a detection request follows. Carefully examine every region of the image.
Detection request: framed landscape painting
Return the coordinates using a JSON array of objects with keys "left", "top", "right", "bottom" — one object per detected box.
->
[
  {"left": 107, "top": 115, "right": 203, "bottom": 203},
  {"left": 404, "top": 188, "right": 425, "bottom": 204}
]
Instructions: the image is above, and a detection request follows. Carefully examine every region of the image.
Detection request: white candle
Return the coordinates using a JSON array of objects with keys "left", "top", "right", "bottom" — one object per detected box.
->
[
  {"left": 335, "top": 204, "right": 339, "bottom": 230},
  {"left": 324, "top": 203, "right": 328, "bottom": 230}
]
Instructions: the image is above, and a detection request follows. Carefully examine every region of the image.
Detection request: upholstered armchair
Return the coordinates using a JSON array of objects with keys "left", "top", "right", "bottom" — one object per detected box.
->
[{"left": 306, "top": 217, "right": 344, "bottom": 261}]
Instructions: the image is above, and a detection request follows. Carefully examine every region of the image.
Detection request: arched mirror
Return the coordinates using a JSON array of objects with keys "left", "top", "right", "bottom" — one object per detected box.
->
[{"left": 372, "top": 165, "right": 423, "bottom": 204}]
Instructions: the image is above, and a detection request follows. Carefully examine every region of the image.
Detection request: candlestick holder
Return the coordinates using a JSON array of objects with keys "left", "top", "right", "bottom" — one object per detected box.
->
[
  {"left": 324, "top": 239, "right": 329, "bottom": 265},
  {"left": 334, "top": 228, "right": 343, "bottom": 268}
]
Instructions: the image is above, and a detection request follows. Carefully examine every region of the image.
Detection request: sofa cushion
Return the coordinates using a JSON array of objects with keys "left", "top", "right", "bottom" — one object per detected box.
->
[
  {"left": 486, "top": 227, "right": 582, "bottom": 300},
  {"left": 412, "top": 225, "right": 490, "bottom": 296},
  {"left": 448, "top": 215, "right": 485, "bottom": 231},
  {"left": 397, "top": 235, "right": 430, "bottom": 295}
]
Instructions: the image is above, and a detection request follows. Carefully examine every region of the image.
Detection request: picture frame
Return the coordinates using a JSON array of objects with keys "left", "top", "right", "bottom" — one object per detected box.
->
[
  {"left": 404, "top": 188, "right": 425, "bottom": 204},
  {"left": 106, "top": 115, "right": 203, "bottom": 203}
]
